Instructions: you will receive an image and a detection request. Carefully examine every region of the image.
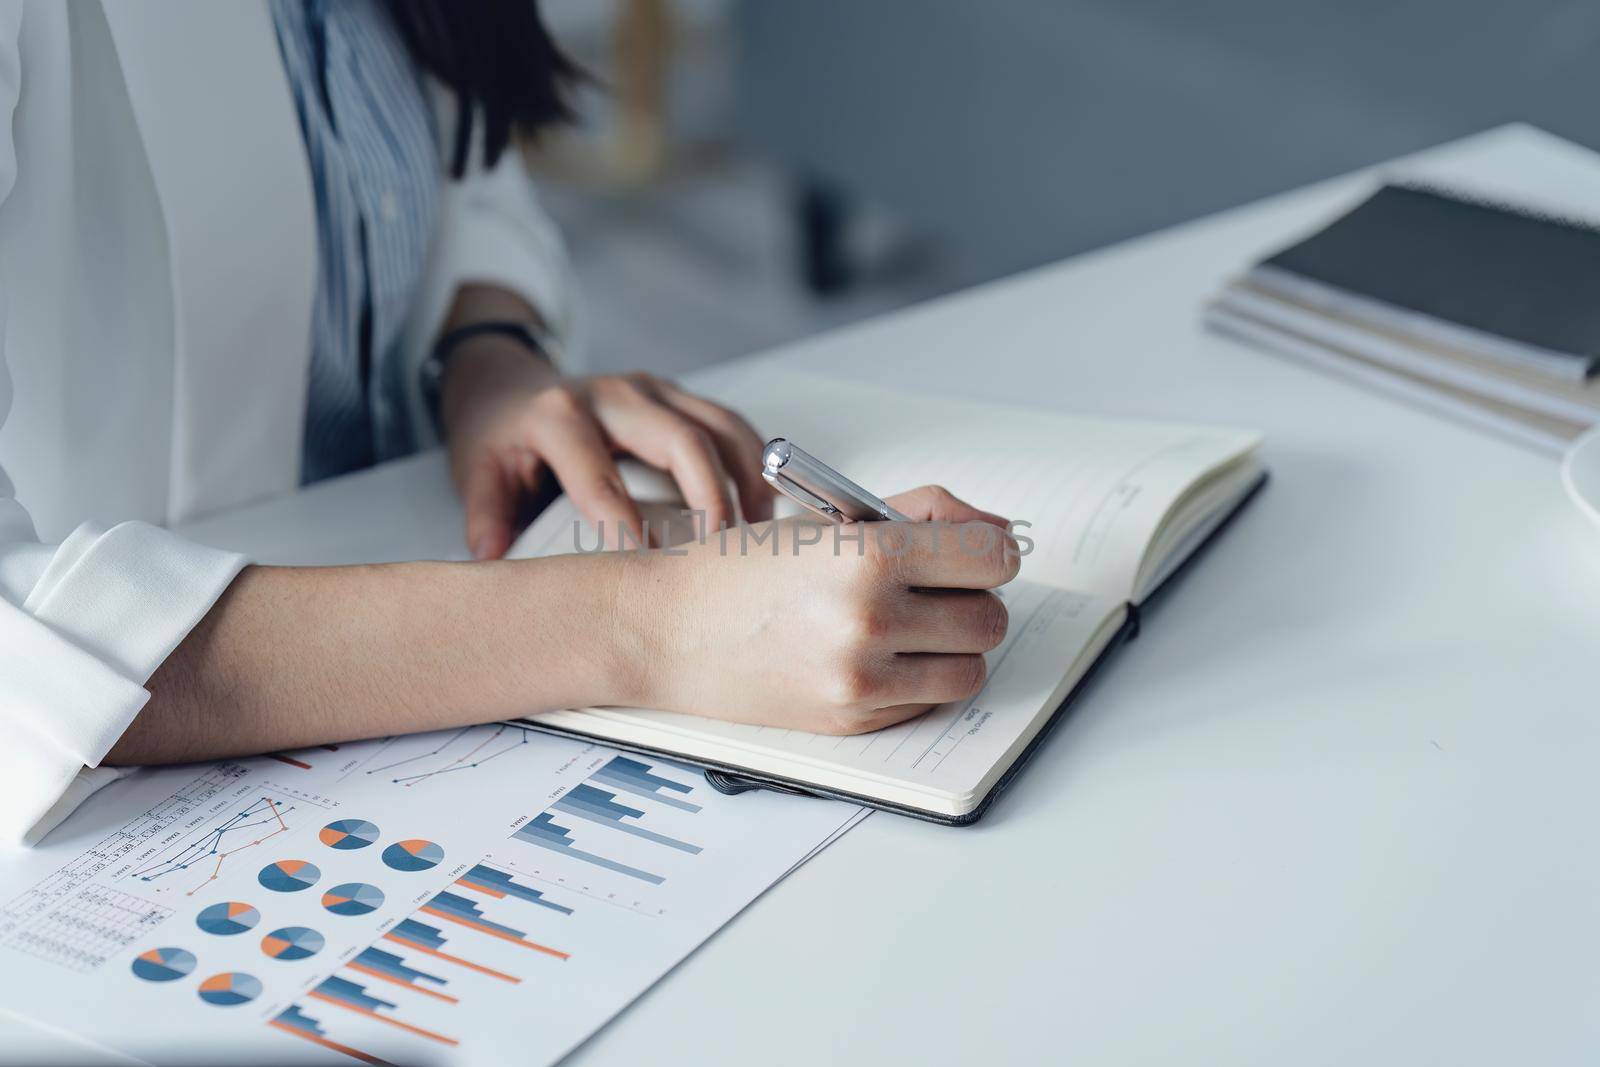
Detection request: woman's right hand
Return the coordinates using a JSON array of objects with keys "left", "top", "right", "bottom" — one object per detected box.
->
[{"left": 617, "top": 485, "right": 1020, "bottom": 735}]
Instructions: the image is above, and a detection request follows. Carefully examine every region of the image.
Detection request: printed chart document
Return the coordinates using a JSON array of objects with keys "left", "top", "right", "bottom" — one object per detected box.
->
[{"left": 0, "top": 726, "right": 862, "bottom": 1065}]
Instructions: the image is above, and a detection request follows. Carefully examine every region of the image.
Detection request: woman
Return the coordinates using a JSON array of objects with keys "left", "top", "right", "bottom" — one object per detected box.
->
[{"left": 0, "top": 0, "right": 1015, "bottom": 845}]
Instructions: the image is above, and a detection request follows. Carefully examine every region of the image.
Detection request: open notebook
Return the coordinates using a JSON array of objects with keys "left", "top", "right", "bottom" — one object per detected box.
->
[{"left": 509, "top": 370, "right": 1266, "bottom": 823}]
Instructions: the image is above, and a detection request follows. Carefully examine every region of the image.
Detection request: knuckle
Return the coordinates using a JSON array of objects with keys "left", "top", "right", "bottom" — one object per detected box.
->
[
  {"left": 841, "top": 599, "right": 893, "bottom": 644},
  {"left": 672, "top": 421, "right": 715, "bottom": 455},
  {"left": 535, "top": 383, "right": 585, "bottom": 417},
  {"left": 826, "top": 659, "right": 880, "bottom": 709}
]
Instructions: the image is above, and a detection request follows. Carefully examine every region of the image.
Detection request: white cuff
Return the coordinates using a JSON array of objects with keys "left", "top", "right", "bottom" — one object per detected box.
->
[{"left": 0, "top": 521, "right": 247, "bottom": 845}]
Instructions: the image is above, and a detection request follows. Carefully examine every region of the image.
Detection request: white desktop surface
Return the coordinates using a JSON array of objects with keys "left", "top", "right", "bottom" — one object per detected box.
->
[{"left": 8, "top": 125, "right": 1599, "bottom": 1065}]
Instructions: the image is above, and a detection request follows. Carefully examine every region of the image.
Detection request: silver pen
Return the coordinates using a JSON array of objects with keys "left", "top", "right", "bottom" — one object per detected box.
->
[{"left": 761, "top": 438, "right": 911, "bottom": 523}]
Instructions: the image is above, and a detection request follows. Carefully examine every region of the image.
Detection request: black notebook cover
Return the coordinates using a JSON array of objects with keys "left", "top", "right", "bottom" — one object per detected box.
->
[
  {"left": 1261, "top": 185, "right": 1600, "bottom": 375},
  {"left": 517, "top": 472, "right": 1269, "bottom": 826}
]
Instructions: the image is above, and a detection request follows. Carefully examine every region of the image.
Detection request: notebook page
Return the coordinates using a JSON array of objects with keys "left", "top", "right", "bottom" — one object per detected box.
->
[{"left": 721, "top": 369, "right": 1260, "bottom": 600}]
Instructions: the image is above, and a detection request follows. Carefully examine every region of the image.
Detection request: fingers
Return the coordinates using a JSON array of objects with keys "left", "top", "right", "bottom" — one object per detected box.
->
[
  {"left": 593, "top": 376, "right": 742, "bottom": 538},
  {"left": 868, "top": 519, "right": 1021, "bottom": 590},
  {"left": 528, "top": 387, "right": 646, "bottom": 548},
  {"left": 882, "top": 589, "right": 1009, "bottom": 653},
  {"left": 873, "top": 652, "right": 989, "bottom": 708},
  {"left": 655, "top": 383, "right": 775, "bottom": 522},
  {"left": 885, "top": 484, "right": 1008, "bottom": 527},
  {"left": 596, "top": 394, "right": 735, "bottom": 539},
  {"left": 460, "top": 454, "right": 520, "bottom": 560}
]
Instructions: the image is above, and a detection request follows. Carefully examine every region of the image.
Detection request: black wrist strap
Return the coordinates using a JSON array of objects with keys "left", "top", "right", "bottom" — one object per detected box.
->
[{"left": 421, "top": 320, "right": 554, "bottom": 435}]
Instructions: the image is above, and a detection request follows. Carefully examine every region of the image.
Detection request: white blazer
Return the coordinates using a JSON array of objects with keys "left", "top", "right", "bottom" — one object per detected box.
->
[{"left": 0, "top": 1, "right": 578, "bottom": 845}]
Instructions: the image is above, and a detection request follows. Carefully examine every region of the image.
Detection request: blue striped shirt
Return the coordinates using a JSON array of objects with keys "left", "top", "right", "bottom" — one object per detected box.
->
[{"left": 271, "top": 0, "right": 440, "bottom": 484}]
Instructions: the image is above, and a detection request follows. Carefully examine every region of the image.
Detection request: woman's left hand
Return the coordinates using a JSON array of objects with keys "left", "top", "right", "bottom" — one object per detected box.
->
[{"left": 441, "top": 336, "right": 775, "bottom": 559}]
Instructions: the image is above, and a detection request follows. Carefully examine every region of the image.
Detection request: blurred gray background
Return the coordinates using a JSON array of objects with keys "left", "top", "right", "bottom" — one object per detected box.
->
[{"left": 534, "top": 0, "right": 1600, "bottom": 375}]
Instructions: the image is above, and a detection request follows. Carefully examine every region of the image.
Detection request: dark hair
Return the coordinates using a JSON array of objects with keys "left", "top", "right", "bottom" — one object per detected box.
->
[{"left": 383, "top": 0, "right": 583, "bottom": 179}]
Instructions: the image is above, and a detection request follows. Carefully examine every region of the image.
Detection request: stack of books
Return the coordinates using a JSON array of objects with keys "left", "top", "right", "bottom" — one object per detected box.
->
[{"left": 1206, "top": 184, "right": 1600, "bottom": 453}]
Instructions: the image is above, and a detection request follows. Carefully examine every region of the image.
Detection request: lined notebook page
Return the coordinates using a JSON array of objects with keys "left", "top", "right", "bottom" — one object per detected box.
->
[{"left": 723, "top": 370, "right": 1259, "bottom": 600}]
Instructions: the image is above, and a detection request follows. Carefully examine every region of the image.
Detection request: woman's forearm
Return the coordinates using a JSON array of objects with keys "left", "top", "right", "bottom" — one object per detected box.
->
[{"left": 107, "top": 555, "right": 644, "bottom": 765}]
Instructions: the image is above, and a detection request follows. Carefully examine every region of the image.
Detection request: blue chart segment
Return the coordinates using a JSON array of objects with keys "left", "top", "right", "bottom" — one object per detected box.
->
[
  {"left": 457, "top": 863, "right": 573, "bottom": 914},
  {"left": 258, "top": 860, "right": 321, "bottom": 893},
  {"left": 514, "top": 813, "right": 664, "bottom": 885},
  {"left": 319, "top": 818, "right": 380, "bottom": 851},
  {"left": 323, "top": 882, "right": 385, "bottom": 916},
  {"left": 348, "top": 945, "right": 458, "bottom": 1003},
  {"left": 195, "top": 901, "right": 260, "bottom": 936},
  {"left": 197, "top": 971, "right": 262, "bottom": 1006},
  {"left": 592, "top": 755, "right": 703, "bottom": 812},
  {"left": 382, "top": 839, "right": 444, "bottom": 872},
  {"left": 511, "top": 756, "right": 707, "bottom": 885},
  {"left": 262, "top": 926, "right": 325, "bottom": 961},
  {"left": 555, "top": 784, "right": 704, "bottom": 854},
  {"left": 130, "top": 947, "right": 196, "bottom": 982}
]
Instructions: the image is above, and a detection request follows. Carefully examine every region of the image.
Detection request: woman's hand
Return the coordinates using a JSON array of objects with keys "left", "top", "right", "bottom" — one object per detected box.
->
[
  {"left": 618, "top": 485, "right": 1019, "bottom": 735},
  {"left": 442, "top": 336, "right": 774, "bottom": 560}
]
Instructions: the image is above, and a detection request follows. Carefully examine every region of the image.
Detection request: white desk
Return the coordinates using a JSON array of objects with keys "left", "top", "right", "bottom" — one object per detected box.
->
[{"left": 12, "top": 125, "right": 1600, "bottom": 1065}]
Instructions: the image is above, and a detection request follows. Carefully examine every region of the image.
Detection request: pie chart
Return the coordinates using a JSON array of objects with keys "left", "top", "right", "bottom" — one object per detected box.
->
[
  {"left": 258, "top": 859, "right": 321, "bottom": 893},
  {"left": 261, "top": 926, "right": 325, "bottom": 961},
  {"left": 197, "top": 971, "right": 262, "bottom": 1006},
  {"left": 322, "top": 881, "right": 385, "bottom": 916},
  {"left": 319, "top": 818, "right": 380, "bottom": 851},
  {"left": 195, "top": 901, "right": 260, "bottom": 936},
  {"left": 382, "top": 838, "right": 444, "bottom": 872},
  {"left": 130, "top": 947, "right": 196, "bottom": 982}
]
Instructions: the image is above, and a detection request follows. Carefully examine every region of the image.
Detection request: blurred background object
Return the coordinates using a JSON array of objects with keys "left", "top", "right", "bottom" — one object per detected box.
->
[{"left": 530, "top": 0, "right": 1600, "bottom": 377}]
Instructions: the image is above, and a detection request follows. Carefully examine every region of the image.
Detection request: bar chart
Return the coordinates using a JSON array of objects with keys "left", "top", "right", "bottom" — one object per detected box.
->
[
  {"left": 591, "top": 756, "right": 703, "bottom": 813},
  {"left": 383, "top": 917, "right": 520, "bottom": 983},
  {"left": 266, "top": 854, "right": 577, "bottom": 1063},
  {"left": 418, "top": 889, "right": 569, "bottom": 959},
  {"left": 455, "top": 863, "right": 573, "bottom": 915},
  {"left": 307, "top": 975, "right": 458, "bottom": 1047},
  {"left": 510, "top": 756, "right": 706, "bottom": 887},
  {"left": 269, "top": 1005, "right": 389, "bottom": 1066},
  {"left": 347, "top": 946, "right": 457, "bottom": 1003}
]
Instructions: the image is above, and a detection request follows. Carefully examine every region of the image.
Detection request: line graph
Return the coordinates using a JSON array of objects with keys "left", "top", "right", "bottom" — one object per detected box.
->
[
  {"left": 0, "top": 764, "right": 247, "bottom": 951},
  {"left": 129, "top": 797, "right": 295, "bottom": 897},
  {"left": 350, "top": 724, "right": 534, "bottom": 788}
]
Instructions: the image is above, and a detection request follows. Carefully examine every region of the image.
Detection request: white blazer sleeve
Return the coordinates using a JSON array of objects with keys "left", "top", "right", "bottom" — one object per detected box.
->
[
  {"left": 0, "top": 8, "right": 246, "bottom": 847},
  {"left": 399, "top": 119, "right": 584, "bottom": 446}
]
